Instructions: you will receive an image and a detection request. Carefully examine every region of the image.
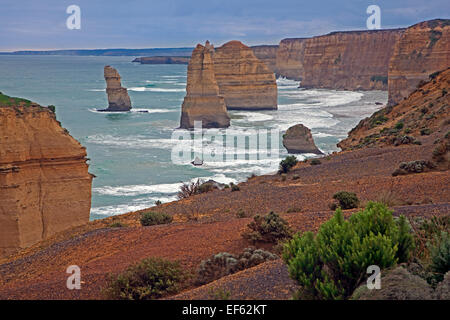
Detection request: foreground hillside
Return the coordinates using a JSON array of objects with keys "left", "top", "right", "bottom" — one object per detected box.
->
[{"left": 0, "top": 69, "right": 449, "bottom": 300}]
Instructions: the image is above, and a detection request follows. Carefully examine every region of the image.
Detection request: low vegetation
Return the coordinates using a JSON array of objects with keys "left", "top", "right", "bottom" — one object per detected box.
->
[
  {"left": 332, "top": 191, "right": 359, "bottom": 210},
  {"left": 242, "top": 211, "right": 292, "bottom": 244},
  {"left": 279, "top": 156, "right": 298, "bottom": 174},
  {"left": 104, "top": 258, "right": 186, "bottom": 300},
  {"left": 392, "top": 160, "right": 435, "bottom": 176},
  {"left": 283, "top": 202, "right": 415, "bottom": 300},
  {"left": 140, "top": 211, "right": 173, "bottom": 226},
  {"left": 196, "top": 247, "right": 278, "bottom": 285}
]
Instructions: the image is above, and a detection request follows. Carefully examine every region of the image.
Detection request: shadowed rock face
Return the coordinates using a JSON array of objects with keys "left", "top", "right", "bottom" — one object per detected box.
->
[
  {"left": 275, "top": 38, "right": 307, "bottom": 80},
  {"left": 180, "top": 42, "right": 230, "bottom": 129},
  {"left": 282, "top": 124, "right": 322, "bottom": 154},
  {"left": 388, "top": 19, "right": 450, "bottom": 106},
  {"left": 213, "top": 41, "right": 278, "bottom": 110},
  {"left": 103, "top": 66, "right": 132, "bottom": 111},
  {"left": 251, "top": 45, "right": 278, "bottom": 73},
  {"left": 0, "top": 99, "right": 92, "bottom": 258}
]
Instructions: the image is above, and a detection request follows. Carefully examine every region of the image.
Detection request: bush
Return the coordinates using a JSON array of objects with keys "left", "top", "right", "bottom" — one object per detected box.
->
[
  {"left": 279, "top": 156, "right": 298, "bottom": 174},
  {"left": 140, "top": 211, "right": 173, "bottom": 226},
  {"left": 395, "top": 121, "right": 404, "bottom": 130},
  {"left": 292, "top": 174, "right": 300, "bottom": 180},
  {"left": 109, "top": 222, "right": 126, "bottom": 228},
  {"left": 230, "top": 183, "right": 240, "bottom": 192},
  {"left": 332, "top": 191, "right": 359, "bottom": 210},
  {"left": 281, "top": 173, "right": 287, "bottom": 181},
  {"left": 420, "top": 128, "right": 431, "bottom": 136},
  {"left": 242, "top": 211, "right": 292, "bottom": 243},
  {"left": 104, "top": 258, "right": 185, "bottom": 300},
  {"left": 310, "top": 159, "right": 321, "bottom": 165},
  {"left": 154, "top": 200, "right": 162, "bottom": 206},
  {"left": 283, "top": 202, "right": 415, "bottom": 299},
  {"left": 196, "top": 248, "right": 277, "bottom": 285},
  {"left": 177, "top": 179, "right": 201, "bottom": 199},
  {"left": 429, "top": 232, "right": 450, "bottom": 282}
]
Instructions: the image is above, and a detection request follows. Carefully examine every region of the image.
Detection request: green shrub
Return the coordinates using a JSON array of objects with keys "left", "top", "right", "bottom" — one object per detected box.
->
[
  {"left": 332, "top": 191, "right": 359, "bottom": 210},
  {"left": 429, "top": 232, "right": 450, "bottom": 282},
  {"left": 279, "top": 156, "right": 298, "bottom": 174},
  {"left": 104, "top": 258, "right": 185, "bottom": 300},
  {"left": 283, "top": 202, "right": 415, "bottom": 300},
  {"left": 281, "top": 173, "right": 287, "bottom": 181},
  {"left": 230, "top": 183, "right": 240, "bottom": 192},
  {"left": 310, "top": 159, "right": 321, "bottom": 165},
  {"left": 48, "top": 105, "right": 56, "bottom": 113},
  {"left": 154, "top": 200, "right": 162, "bottom": 206},
  {"left": 109, "top": 222, "right": 126, "bottom": 228},
  {"left": 140, "top": 211, "right": 173, "bottom": 226},
  {"left": 395, "top": 121, "right": 404, "bottom": 130},
  {"left": 242, "top": 211, "right": 292, "bottom": 243}
]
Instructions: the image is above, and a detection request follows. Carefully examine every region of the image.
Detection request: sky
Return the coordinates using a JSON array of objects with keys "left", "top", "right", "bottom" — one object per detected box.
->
[{"left": 0, "top": 0, "right": 449, "bottom": 51}]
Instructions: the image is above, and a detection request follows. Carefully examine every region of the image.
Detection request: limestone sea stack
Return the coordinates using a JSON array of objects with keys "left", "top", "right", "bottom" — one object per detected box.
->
[
  {"left": 0, "top": 95, "right": 92, "bottom": 257},
  {"left": 213, "top": 41, "right": 278, "bottom": 110},
  {"left": 283, "top": 124, "right": 323, "bottom": 154},
  {"left": 180, "top": 42, "right": 230, "bottom": 129},
  {"left": 388, "top": 19, "right": 450, "bottom": 106},
  {"left": 102, "top": 65, "right": 132, "bottom": 111}
]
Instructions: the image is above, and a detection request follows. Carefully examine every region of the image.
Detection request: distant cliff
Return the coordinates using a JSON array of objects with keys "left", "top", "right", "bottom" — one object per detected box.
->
[
  {"left": 388, "top": 19, "right": 450, "bottom": 106},
  {"left": 0, "top": 94, "right": 92, "bottom": 257},
  {"left": 1, "top": 48, "right": 194, "bottom": 57},
  {"left": 132, "top": 56, "right": 190, "bottom": 64},
  {"left": 275, "top": 38, "right": 307, "bottom": 80},
  {"left": 301, "top": 29, "right": 404, "bottom": 90},
  {"left": 251, "top": 45, "right": 278, "bottom": 73}
]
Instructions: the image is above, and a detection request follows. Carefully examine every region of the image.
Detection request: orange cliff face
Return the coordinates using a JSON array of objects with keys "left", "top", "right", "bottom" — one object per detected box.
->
[
  {"left": 180, "top": 42, "right": 230, "bottom": 129},
  {"left": 275, "top": 38, "right": 307, "bottom": 80},
  {"left": 251, "top": 45, "right": 278, "bottom": 74},
  {"left": 300, "top": 29, "right": 404, "bottom": 90},
  {"left": 213, "top": 41, "right": 278, "bottom": 110},
  {"left": 0, "top": 99, "right": 93, "bottom": 257},
  {"left": 388, "top": 19, "right": 450, "bottom": 106}
]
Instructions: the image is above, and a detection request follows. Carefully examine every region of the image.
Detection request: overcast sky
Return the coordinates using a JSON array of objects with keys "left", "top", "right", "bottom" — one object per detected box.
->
[{"left": 1, "top": 0, "right": 449, "bottom": 51}]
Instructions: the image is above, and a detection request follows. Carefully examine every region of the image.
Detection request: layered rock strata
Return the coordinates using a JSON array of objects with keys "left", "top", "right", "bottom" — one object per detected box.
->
[
  {"left": 180, "top": 42, "right": 230, "bottom": 129},
  {"left": 213, "top": 41, "right": 278, "bottom": 110},
  {"left": 102, "top": 66, "right": 132, "bottom": 111},
  {"left": 300, "top": 29, "right": 404, "bottom": 90},
  {"left": 251, "top": 45, "right": 278, "bottom": 73},
  {"left": 275, "top": 38, "right": 307, "bottom": 80},
  {"left": 282, "top": 124, "right": 322, "bottom": 154},
  {"left": 388, "top": 19, "right": 450, "bottom": 106},
  {"left": 0, "top": 96, "right": 92, "bottom": 257}
]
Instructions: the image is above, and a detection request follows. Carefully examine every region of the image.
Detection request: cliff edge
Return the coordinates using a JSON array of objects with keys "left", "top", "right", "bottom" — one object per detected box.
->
[{"left": 0, "top": 94, "right": 93, "bottom": 257}]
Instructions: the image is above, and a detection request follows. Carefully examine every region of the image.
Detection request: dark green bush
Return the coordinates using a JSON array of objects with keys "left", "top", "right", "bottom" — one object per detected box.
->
[
  {"left": 310, "top": 159, "right": 321, "bottom": 165},
  {"left": 104, "top": 258, "right": 185, "bottom": 300},
  {"left": 140, "top": 211, "right": 173, "bottom": 226},
  {"left": 395, "top": 121, "right": 404, "bottom": 130},
  {"left": 279, "top": 156, "right": 298, "bottom": 174},
  {"left": 283, "top": 202, "right": 415, "bottom": 300},
  {"left": 242, "top": 211, "right": 292, "bottom": 243},
  {"left": 230, "top": 183, "right": 240, "bottom": 192},
  {"left": 420, "top": 128, "right": 431, "bottom": 136},
  {"left": 429, "top": 232, "right": 450, "bottom": 282},
  {"left": 332, "top": 191, "right": 359, "bottom": 209}
]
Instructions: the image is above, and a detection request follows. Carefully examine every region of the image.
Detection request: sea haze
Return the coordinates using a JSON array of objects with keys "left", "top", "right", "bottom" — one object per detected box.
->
[{"left": 0, "top": 55, "right": 387, "bottom": 219}]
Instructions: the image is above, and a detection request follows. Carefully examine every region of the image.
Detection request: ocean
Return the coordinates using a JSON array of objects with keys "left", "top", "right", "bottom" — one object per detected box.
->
[{"left": 0, "top": 55, "right": 387, "bottom": 220}]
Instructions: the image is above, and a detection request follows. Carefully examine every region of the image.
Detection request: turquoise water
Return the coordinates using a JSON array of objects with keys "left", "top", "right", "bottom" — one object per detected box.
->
[{"left": 0, "top": 55, "right": 387, "bottom": 220}]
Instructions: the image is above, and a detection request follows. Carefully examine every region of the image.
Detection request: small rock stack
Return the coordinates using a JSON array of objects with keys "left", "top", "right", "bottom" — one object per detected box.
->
[{"left": 102, "top": 65, "right": 132, "bottom": 112}]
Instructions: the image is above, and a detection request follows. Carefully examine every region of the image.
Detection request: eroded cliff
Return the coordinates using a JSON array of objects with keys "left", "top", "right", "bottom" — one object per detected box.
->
[
  {"left": 0, "top": 95, "right": 92, "bottom": 257},
  {"left": 300, "top": 29, "right": 404, "bottom": 90},
  {"left": 251, "top": 45, "right": 278, "bottom": 73},
  {"left": 388, "top": 19, "right": 450, "bottom": 106},
  {"left": 180, "top": 42, "right": 230, "bottom": 129},
  {"left": 214, "top": 41, "right": 278, "bottom": 110},
  {"left": 275, "top": 38, "right": 307, "bottom": 80}
]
